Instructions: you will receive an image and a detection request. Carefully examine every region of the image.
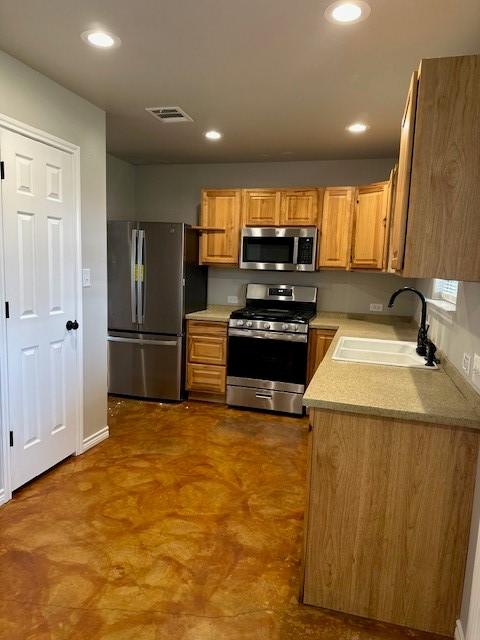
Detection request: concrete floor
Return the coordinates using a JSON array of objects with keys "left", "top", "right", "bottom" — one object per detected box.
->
[{"left": 0, "top": 398, "right": 445, "bottom": 639}]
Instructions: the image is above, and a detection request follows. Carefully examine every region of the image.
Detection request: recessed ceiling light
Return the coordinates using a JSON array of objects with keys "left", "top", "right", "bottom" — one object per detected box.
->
[
  {"left": 347, "top": 122, "right": 369, "bottom": 133},
  {"left": 205, "top": 130, "right": 222, "bottom": 141},
  {"left": 81, "top": 30, "right": 120, "bottom": 48},
  {"left": 325, "top": 1, "right": 371, "bottom": 24}
]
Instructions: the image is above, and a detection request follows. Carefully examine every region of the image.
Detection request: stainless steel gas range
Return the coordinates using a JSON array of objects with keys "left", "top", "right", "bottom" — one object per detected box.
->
[{"left": 226, "top": 284, "right": 317, "bottom": 415}]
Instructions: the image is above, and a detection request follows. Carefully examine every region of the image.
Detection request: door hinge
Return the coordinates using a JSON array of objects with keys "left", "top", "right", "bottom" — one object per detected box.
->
[
  {"left": 0, "top": 161, "right": 4, "bottom": 180},
  {"left": 5, "top": 301, "right": 9, "bottom": 319},
  {"left": 9, "top": 431, "right": 13, "bottom": 447}
]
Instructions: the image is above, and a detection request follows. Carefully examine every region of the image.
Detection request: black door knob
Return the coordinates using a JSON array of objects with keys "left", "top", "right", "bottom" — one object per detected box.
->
[{"left": 66, "top": 320, "right": 79, "bottom": 331}]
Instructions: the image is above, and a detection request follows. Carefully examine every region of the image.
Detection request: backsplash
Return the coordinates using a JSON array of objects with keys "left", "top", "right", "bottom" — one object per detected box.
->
[{"left": 207, "top": 268, "right": 418, "bottom": 316}]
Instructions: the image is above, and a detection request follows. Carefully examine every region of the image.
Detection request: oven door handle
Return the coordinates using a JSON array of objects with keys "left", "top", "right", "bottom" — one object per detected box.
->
[{"left": 228, "top": 328, "right": 307, "bottom": 343}]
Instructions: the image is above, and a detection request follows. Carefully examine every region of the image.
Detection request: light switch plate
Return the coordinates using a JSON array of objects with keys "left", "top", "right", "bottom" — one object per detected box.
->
[
  {"left": 463, "top": 353, "right": 472, "bottom": 375},
  {"left": 82, "top": 268, "right": 91, "bottom": 288},
  {"left": 472, "top": 354, "right": 480, "bottom": 391},
  {"left": 370, "top": 303, "right": 383, "bottom": 312},
  {"left": 228, "top": 295, "right": 239, "bottom": 304}
]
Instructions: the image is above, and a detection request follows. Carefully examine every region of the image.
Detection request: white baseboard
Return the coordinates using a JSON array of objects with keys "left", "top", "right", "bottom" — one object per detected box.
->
[
  {"left": 82, "top": 425, "right": 109, "bottom": 452},
  {"left": 455, "top": 619, "right": 465, "bottom": 640},
  {"left": 0, "top": 488, "right": 8, "bottom": 506}
]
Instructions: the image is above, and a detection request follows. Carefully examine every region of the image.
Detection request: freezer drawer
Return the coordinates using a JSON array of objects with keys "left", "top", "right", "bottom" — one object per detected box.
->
[
  {"left": 108, "top": 333, "right": 183, "bottom": 401},
  {"left": 227, "top": 384, "right": 304, "bottom": 415}
]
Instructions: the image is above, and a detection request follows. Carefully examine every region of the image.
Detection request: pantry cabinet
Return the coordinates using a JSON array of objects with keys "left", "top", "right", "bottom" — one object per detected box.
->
[
  {"left": 186, "top": 320, "right": 228, "bottom": 401},
  {"left": 350, "top": 181, "right": 390, "bottom": 270},
  {"left": 390, "top": 54, "right": 480, "bottom": 281},
  {"left": 198, "top": 190, "right": 241, "bottom": 265},
  {"left": 317, "top": 187, "right": 355, "bottom": 269}
]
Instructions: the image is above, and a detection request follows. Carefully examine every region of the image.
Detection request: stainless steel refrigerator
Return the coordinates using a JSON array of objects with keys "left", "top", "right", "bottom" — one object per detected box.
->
[{"left": 107, "top": 221, "right": 207, "bottom": 400}]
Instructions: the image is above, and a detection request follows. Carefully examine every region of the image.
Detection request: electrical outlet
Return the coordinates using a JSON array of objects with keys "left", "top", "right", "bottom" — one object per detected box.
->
[
  {"left": 370, "top": 303, "right": 383, "bottom": 312},
  {"left": 82, "top": 268, "right": 91, "bottom": 287},
  {"left": 227, "top": 295, "right": 239, "bottom": 304},
  {"left": 462, "top": 353, "right": 472, "bottom": 375},
  {"left": 472, "top": 354, "right": 480, "bottom": 391}
]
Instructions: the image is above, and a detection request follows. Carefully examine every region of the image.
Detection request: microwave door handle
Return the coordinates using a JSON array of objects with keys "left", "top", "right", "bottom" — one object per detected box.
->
[
  {"left": 130, "top": 228, "right": 138, "bottom": 323},
  {"left": 293, "top": 237, "right": 299, "bottom": 264}
]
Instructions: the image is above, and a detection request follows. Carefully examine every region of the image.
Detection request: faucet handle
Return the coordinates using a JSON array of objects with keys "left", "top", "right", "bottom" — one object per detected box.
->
[{"left": 425, "top": 339, "right": 439, "bottom": 367}]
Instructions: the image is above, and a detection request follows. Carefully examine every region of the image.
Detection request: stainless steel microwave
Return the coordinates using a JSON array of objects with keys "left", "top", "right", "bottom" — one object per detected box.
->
[{"left": 240, "top": 227, "right": 317, "bottom": 271}]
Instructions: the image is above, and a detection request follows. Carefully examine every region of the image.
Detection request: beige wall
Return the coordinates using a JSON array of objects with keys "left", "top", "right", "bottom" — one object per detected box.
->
[
  {"left": 418, "top": 279, "right": 480, "bottom": 630},
  {"left": 0, "top": 50, "right": 107, "bottom": 456},
  {"left": 135, "top": 158, "right": 395, "bottom": 224},
  {"left": 107, "top": 153, "right": 136, "bottom": 220},
  {"left": 208, "top": 268, "right": 416, "bottom": 315}
]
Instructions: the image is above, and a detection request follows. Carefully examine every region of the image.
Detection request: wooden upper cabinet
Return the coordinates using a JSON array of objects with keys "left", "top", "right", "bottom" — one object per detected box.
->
[
  {"left": 390, "top": 71, "right": 418, "bottom": 272},
  {"left": 391, "top": 55, "right": 480, "bottom": 281},
  {"left": 280, "top": 189, "right": 318, "bottom": 226},
  {"left": 243, "top": 189, "right": 280, "bottom": 226},
  {"left": 318, "top": 187, "right": 355, "bottom": 269},
  {"left": 199, "top": 190, "right": 241, "bottom": 265},
  {"left": 351, "top": 182, "right": 390, "bottom": 270}
]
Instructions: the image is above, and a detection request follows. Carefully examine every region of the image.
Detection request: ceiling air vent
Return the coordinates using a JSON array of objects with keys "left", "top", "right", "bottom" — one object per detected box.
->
[{"left": 146, "top": 106, "right": 193, "bottom": 123}]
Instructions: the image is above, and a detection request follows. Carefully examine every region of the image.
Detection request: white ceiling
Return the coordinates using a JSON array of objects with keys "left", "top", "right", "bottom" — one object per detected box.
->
[{"left": 0, "top": 0, "right": 479, "bottom": 164}]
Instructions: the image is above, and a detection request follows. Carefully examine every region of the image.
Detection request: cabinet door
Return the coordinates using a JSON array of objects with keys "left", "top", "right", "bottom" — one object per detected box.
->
[
  {"left": 318, "top": 188, "right": 354, "bottom": 268},
  {"left": 351, "top": 182, "right": 389, "bottom": 270},
  {"left": 186, "top": 363, "right": 226, "bottom": 393},
  {"left": 390, "top": 71, "right": 418, "bottom": 271},
  {"left": 188, "top": 335, "right": 226, "bottom": 365},
  {"left": 307, "top": 329, "right": 337, "bottom": 384},
  {"left": 243, "top": 190, "right": 280, "bottom": 226},
  {"left": 280, "top": 190, "right": 318, "bottom": 226},
  {"left": 199, "top": 190, "right": 241, "bottom": 265}
]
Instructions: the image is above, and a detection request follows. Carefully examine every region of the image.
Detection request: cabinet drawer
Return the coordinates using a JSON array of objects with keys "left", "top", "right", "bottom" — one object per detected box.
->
[
  {"left": 188, "top": 335, "right": 226, "bottom": 365},
  {"left": 187, "top": 363, "right": 226, "bottom": 394},
  {"left": 187, "top": 320, "right": 227, "bottom": 337}
]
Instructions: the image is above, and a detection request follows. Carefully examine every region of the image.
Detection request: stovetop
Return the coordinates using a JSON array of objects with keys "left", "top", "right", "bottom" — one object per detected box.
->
[{"left": 230, "top": 306, "right": 315, "bottom": 324}]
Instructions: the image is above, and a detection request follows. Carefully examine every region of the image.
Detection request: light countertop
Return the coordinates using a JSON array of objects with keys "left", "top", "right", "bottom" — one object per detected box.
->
[
  {"left": 185, "top": 305, "right": 240, "bottom": 322},
  {"left": 305, "top": 312, "right": 480, "bottom": 430}
]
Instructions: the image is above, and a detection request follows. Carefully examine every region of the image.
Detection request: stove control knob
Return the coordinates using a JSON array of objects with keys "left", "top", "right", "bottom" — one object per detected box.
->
[
  {"left": 282, "top": 323, "right": 289, "bottom": 331},
  {"left": 263, "top": 322, "right": 271, "bottom": 330},
  {"left": 236, "top": 320, "right": 244, "bottom": 327},
  {"left": 246, "top": 321, "right": 253, "bottom": 327},
  {"left": 292, "top": 324, "right": 299, "bottom": 332}
]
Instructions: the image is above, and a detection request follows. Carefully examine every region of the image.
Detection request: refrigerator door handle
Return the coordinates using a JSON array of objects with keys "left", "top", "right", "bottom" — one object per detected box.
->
[
  {"left": 108, "top": 336, "right": 178, "bottom": 347},
  {"left": 137, "top": 229, "right": 145, "bottom": 324},
  {"left": 130, "top": 228, "right": 138, "bottom": 323}
]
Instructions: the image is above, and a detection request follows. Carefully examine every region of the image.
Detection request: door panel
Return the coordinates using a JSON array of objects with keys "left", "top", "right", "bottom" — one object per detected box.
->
[
  {"left": 1, "top": 128, "right": 78, "bottom": 490},
  {"left": 200, "top": 190, "right": 241, "bottom": 265},
  {"left": 351, "top": 182, "right": 389, "bottom": 270},
  {"left": 108, "top": 333, "right": 182, "bottom": 400},
  {"left": 243, "top": 190, "right": 280, "bottom": 226},
  {"left": 390, "top": 71, "right": 418, "bottom": 271},
  {"left": 107, "top": 221, "right": 138, "bottom": 331},
  {"left": 318, "top": 188, "right": 354, "bottom": 268},
  {"left": 138, "top": 222, "right": 184, "bottom": 335},
  {"left": 280, "top": 190, "right": 318, "bottom": 226}
]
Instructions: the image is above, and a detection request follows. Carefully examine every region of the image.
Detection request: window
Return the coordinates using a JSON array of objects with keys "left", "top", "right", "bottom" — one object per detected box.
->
[{"left": 434, "top": 279, "right": 459, "bottom": 305}]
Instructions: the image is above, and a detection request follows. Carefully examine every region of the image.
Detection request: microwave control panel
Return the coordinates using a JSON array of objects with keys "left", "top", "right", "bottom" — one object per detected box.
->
[{"left": 297, "top": 237, "right": 314, "bottom": 264}]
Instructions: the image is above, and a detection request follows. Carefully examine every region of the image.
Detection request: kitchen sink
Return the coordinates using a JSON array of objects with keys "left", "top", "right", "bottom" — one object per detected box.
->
[{"left": 332, "top": 336, "right": 439, "bottom": 369}]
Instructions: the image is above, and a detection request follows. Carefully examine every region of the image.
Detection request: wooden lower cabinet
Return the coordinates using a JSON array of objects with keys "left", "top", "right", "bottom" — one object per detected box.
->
[
  {"left": 186, "top": 320, "right": 227, "bottom": 401},
  {"left": 302, "top": 408, "right": 480, "bottom": 636},
  {"left": 307, "top": 329, "right": 337, "bottom": 384}
]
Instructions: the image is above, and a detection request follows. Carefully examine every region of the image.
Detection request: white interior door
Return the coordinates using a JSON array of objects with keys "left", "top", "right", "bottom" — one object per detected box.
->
[{"left": 0, "top": 128, "right": 78, "bottom": 490}]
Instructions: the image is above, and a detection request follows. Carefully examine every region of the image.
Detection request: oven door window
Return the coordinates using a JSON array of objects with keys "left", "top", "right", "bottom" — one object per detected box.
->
[
  {"left": 227, "top": 335, "right": 307, "bottom": 385},
  {"left": 243, "top": 237, "right": 294, "bottom": 264}
]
